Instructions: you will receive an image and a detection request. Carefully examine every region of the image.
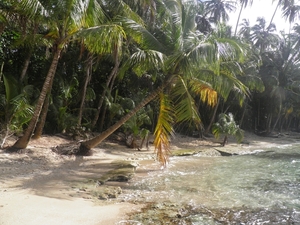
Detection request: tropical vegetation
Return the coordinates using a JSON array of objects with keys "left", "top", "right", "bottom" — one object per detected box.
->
[{"left": 1, "top": 0, "right": 300, "bottom": 166}]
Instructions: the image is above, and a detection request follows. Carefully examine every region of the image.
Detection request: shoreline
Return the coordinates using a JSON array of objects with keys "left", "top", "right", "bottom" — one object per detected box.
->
[{"left": 0, "top": 131, "right": 299, "bottom": 224}]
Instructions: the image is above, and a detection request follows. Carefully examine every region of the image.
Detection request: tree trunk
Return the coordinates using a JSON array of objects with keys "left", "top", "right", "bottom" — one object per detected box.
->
[
  {"left": 91, "top": 55, "right": 120, "bottom": 128},
  {"left": 222, "top": 135, "right": 228, "bottom": 146},
  {"left": 78, "top": 55, "right": 93, "bottom": 126},
  {"left": 10, "top": 48, "right": 62, "bottom": 150},
  {"left": 20, "top": 50, "right": 32, "bottom": 83},
  {"left": 98, "top": 65, "right": 118, "bottom": 131},
  {"left": 272, "top": 107, "right": 282, "bottom": 132},
  {"left": 79, "top": 77, "right": 174, "bottom": 153},
  {"left": 234, "top": 2, "right": 244, "bottom": 36},
  {"left": 99, "top": 104, "right": 108, "bottom": 132},
  {"left": 32, "top": 70, "right": 56, "bottom": 140},
  {"left": 268, "top": 1, "right": 280, "bottom": 31},
  {"left": 205, "top": 96, "right": 220, "bottom": 134},
  {"left": 31, "top": 94, "right": 50, "bottom": 140},
  {"left": 239, "top": 100, "right": 248, "bottom": 129}
]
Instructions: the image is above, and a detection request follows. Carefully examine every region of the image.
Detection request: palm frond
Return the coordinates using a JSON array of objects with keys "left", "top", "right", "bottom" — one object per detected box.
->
[
  {"left": 172, "top": 76, "right": 201, "bottom": 126},
  {"left": 17, "top": 0, "right": 48, "bottom": 18},
  {"left": 120, "top": 18, "right": 166, "bottom": 51},
  {"left": 119, "top": 49, "right": 165, "bottom": 78},
  {"left": 81, "top": 24, "right": 125, "bottom": 55},
  {"left": 154, "top": 93, "right": 175, "bottom": 167},
  {"left": 189, "top": 78, "right": 218, "bottom": 107}
]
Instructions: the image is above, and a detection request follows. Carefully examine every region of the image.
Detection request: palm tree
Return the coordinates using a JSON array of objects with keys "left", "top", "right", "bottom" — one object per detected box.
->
[
  {"left": 250, "top": 17, "right": 279, "bottom": 53},
  {"left": 212, "top": 112, "right": 244, "bottom": 146},
  {"left": 281, "top": 0, "right": 300, "bottom": 31},
  {"left": 204, "top": 0, "right": 237, "bottom": 24},
  {"left": 238, "top": 18, "right": 252, "bottom": 40},
  {"left": 79, "top": 0, "right": 250, "bottom": 165},
  {"left": 10, "top": 0, "right": 126, "bottom": 149},
  {"left": 268, "top": 0, "right": 298, "bottom": 31}
]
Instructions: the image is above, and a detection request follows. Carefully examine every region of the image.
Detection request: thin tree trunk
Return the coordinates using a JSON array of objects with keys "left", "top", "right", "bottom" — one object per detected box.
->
[
  {"left": 222, "top": 135, "right": 228, "bottom": 146},
  {"left": 99, "top": 104, "right": 107, "bottom": 132},
  {"left": 20, "top": 50, "right": 32, "bottom": 83},
  {"left": 78, "top": 55, "right": 93, "bottom": 126},
  {"left": 79, "top": 76, "right": 174, "bottom": 153},
  {"left": 10, "top": 48, "right": 62, "bottom": 150},
  {"left": 239, "top": 100, "right": 247, "bottom": 128},
  {"left": 272, "top": 107, "right": 282, "bottom": 132},
  {"left": 205, "top": 96, "right": 221, "bottom": 134},
  {"left": 98, "top": 65, "right": 119, "bottom": 131},
  {"left": 91, "top": 54, "right": 120, "bottom": 128},
  {"left": 234, "top": 2, "right": 244, "bottom": 36},
  {"left": 268, "top": 1, "right": 281, "bottom": 31}
]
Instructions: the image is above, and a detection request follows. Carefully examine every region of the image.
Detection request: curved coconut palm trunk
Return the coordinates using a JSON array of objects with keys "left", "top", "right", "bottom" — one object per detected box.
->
[
  {"left": 32, "top": 92, "right": 50, "bottom": 140},
  {"left": 79, "top": 77, "right": 173, "bottom": 153},
  {"left": 11, "top": 48, "right": 62, "bottom": 149}
]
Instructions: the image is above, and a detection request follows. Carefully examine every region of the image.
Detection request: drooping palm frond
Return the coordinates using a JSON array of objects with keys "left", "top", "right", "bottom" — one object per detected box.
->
[
  {"left": 172, "top": 76, "right": 201, "bottom": 126},
  {"left": 104, "top": 0, "right": 145, "bottom": 26},
  {"left": 120, "top": 18, "right": 166, "bottom": 51},
  {"left": 81, "top": 24, "right": 125, "bottom": 55},
  {"left": 17, "top": 0, "right": 48, "bottom": 18},
  {"left": 189, "top": 78, "right": 218, "bottom": 107},
  {"left": 154, "top": 93, "right": 175, "bottom": 167},
  {"left": 119, "top": 49, "right": 165, "bottom": 78}
]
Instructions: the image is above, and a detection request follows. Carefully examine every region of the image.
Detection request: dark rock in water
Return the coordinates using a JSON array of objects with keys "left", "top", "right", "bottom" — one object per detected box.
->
[{"left": 214, "top": 149, "right": 238, "bottom": 156}]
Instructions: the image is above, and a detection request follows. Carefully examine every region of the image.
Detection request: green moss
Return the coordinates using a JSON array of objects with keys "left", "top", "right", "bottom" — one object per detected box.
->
[{"left": 171, "top": 149, "right": 200, "bottom": 156}]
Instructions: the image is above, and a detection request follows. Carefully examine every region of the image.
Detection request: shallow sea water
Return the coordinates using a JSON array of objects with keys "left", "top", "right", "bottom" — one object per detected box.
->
[{"left": 119, "top": 143, "right": 300, "bottom": 224}]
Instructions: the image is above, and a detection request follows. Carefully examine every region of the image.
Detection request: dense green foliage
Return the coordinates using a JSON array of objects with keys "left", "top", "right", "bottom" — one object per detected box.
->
[{"left": 1, "top": 0, "right": 300, "bottom": 164}]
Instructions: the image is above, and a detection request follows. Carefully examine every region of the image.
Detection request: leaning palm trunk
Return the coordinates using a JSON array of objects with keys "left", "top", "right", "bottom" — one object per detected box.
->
[
  {"left": 10, "top": 48, "right": 62, "bottom": 149},
  {"left": 32, "top": 71, "right": 56, "bottom": 139},
  {"left": 32, "top": 94, "right": 50, "bottom": 140},
  {"left": 79, "top": 77, "right": 173, "bottom": 154}
]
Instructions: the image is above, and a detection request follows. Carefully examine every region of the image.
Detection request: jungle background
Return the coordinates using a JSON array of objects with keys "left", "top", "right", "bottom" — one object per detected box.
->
[{"left": 1, "top": 0, "right": 300, "bottom": 164}]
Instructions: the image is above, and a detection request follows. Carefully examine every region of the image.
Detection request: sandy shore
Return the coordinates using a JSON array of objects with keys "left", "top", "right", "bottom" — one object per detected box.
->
[{"left": 0, "top": 131, "right": 299, "bottom": 225}]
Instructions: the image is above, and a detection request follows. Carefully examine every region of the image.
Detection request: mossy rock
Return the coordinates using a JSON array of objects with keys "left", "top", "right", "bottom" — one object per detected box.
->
[
  {"left": 94, "top": 186, "right": 122, "bottom": 200},
  {"left": 97, "top": 160, "right": 138, "bottom": 185},
  {"left": 171, "top": 149, "right": 200, "bottom": 156}
]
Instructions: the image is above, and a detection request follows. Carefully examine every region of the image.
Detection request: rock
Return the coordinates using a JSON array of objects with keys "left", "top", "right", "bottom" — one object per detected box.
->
[
  {"left": 97, "top": 160, "right": 138, "bottom": 185},
  {"left": 171, "top": 149, "right": 199, "bottom": 156},
  {"left": 96, "top": 186, "right": 122, "bottom": 200},
  {"left": 214, "top": 149, "right": 238, "bottom": 156}
]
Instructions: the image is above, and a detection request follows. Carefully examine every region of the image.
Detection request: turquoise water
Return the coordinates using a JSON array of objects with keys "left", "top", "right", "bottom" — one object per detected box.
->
[{"left": 121, "top": 143, "right": 300, "bottom": 224}]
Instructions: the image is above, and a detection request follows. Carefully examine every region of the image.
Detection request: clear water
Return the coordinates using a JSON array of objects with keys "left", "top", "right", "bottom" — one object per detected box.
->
[{"left": 121, "top": 143, "right": 300, "bottom": 224}]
